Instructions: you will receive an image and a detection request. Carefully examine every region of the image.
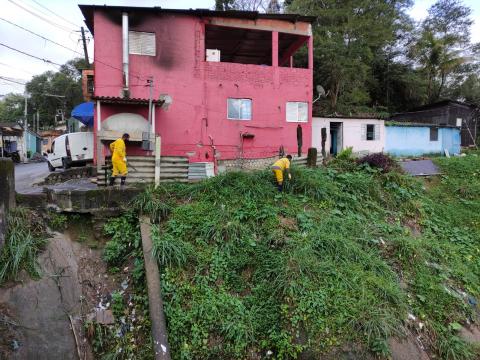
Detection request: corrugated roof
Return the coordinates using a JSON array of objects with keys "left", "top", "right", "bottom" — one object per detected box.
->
[{"left": 79, "top": 5, "right": 316, "bottom": 35}]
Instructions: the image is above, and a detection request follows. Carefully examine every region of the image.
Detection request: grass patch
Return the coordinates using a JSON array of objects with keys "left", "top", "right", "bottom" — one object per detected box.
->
[
  {"left": 99, "top": 155, "right": 480, "bottom": 359},
  {"left": 0, "top": 207, "right": 47, "bottom": 284}
]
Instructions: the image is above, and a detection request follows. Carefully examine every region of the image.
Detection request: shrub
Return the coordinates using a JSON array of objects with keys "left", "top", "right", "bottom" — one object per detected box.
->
[
  {"left": 0, "top": 208, "right": 47, "bottom": 283},
  {"left": 357, "top": 153, "right": 397, "bottom": 173}
]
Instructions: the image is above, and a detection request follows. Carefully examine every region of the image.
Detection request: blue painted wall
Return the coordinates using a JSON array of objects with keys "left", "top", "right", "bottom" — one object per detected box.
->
[
  {"left": 25, "top": 131, "right": 41, "bottom": 157},
  {"left": 385, "top": 125, "right": 461, "bottom": 157}
]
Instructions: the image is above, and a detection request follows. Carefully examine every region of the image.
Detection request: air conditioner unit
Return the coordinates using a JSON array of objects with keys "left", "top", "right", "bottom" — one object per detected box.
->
[{"left": 206, "top": 49, "right": 221, "bottom": 62}]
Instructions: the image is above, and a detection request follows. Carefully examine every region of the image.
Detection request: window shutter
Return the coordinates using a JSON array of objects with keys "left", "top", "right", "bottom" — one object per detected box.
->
[
  {"left": 361, "top": 124, "right": 367, "bottom": 140},
  {"left": 286, "top": 102, "right": 297, "bottom": 122},
  {"left": 374, "top": 124, "right": 380, "bottom": 140},
  {"left": 298, "top": 103, "right": 308, "bottom": 122},
  {"left": 129, "top": 31, "right": 156, "bottom": 56}
]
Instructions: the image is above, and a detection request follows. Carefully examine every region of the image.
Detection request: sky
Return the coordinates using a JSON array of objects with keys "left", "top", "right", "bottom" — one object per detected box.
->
[{"left": 0, "top": 0, "right": 479, "bottom": 96}]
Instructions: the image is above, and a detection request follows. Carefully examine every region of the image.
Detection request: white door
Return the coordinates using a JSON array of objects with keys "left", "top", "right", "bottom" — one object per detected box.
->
[{"left": 48, "top": 136, "right": 65, "bottom": 167}]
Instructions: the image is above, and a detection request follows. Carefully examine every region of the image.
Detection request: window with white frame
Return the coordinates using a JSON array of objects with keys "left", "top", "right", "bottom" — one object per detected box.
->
[
  {"left": 361, "top": 123, "right": 380, "bottom": 141},
  {"left": 286, "top": 102, "right": 308, "bottom": 122},
  {"left": 129, "top": 31, "right": 156, "bottom": 56},
  {"left": 227, "top": 98, "right": 252, "bottom": 120}
]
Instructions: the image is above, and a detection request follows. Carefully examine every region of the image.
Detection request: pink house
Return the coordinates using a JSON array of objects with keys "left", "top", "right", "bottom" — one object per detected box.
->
[{"left": 79, "top": 5, "right": 315, "bottom": 178}]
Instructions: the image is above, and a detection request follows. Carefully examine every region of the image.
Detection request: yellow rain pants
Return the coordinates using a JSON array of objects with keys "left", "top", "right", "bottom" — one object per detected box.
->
[{"left": 109, "top": 138, "right": 128, "bottom": 177}]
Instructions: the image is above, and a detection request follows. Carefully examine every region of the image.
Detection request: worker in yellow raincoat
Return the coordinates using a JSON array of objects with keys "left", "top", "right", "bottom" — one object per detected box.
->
[
  {"left": 271, "top": 154, "right": 292, "bottom": 192},
  {"left": 109, "top": 133, "right": 130, "bottom": 186}
]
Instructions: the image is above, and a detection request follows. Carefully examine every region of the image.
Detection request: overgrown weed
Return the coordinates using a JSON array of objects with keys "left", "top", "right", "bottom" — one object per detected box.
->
[{"left": 98, "top": 154, "right": 480, "bottom": 359}]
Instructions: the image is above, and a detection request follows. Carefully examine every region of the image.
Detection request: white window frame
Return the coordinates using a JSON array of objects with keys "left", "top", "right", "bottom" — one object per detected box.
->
[
  {"left": 361, "top": 123, "right": 380, "bottom": 141},
  {"left": 227, "top": 98, "right": 252, "bottom": 120},
  {"left": 286, "top": 102, "right": 308, "bottom": 123},
  {"left": 129, "top": 31, "right": 156, "bottom": 56}
]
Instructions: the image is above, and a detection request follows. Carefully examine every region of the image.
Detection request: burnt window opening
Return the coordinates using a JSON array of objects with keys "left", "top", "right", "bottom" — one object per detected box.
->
[
  {"left": 86, "top": 75, "right": 94, "bottom": 95},
  {"left": 278, "top": 33, "right": 309, "bottom": 68},
  {"left": 205, "top": 25, "right": 272, "bottom": 66},
  {"left": 430, "top": 127, "right": 439, "bottom": 141}
]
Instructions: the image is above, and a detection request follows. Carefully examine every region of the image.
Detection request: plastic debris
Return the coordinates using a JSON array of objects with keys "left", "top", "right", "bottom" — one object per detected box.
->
[{"left": 12, "top": 340, "right": 19, "bottom": 351}]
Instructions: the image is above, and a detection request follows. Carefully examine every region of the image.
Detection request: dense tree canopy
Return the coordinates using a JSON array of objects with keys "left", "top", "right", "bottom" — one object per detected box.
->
[
  {"left": 1, "top": 1, "right": 479, "bottom": 126},
  {"left": 286, "top": 0, "right": 479, "bottom": 114},
  {"left": 0, "top": 58, "right": 85, "bottom": 129}
]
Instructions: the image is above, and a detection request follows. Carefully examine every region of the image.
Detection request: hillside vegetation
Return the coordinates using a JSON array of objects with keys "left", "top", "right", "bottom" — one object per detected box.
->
[{"left": 98, "top": 154, "right": 480, "bottom": 359}]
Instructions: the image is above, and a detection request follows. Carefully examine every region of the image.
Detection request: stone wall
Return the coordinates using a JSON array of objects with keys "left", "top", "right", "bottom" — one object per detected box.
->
[
  {"left": 42, "top": 166, "right": 97, "bottom": 185},
  {"left": 217, "top": 156, "right": 278, "bottom": 173},
  {"left": 217, "top": 155, "right": 321, "bottom": 173},
  {"left": 0, "top": 159, "right": 15, "bottom": 252}
]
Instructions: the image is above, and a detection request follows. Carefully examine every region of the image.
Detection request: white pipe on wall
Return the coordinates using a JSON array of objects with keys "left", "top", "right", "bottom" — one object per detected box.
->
[{"left": 122, "top": 12, "right": 129, "bottom": 93}]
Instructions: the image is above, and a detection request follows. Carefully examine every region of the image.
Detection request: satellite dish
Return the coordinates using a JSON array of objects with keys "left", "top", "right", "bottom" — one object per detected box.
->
[{"left": 316, "top": 85, "right": 326, "bottom": 97}]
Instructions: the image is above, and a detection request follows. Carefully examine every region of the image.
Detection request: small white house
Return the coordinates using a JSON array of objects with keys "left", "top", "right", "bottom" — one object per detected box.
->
[{"left": 312, "top": 117, "right": 385, "bottom": 156}]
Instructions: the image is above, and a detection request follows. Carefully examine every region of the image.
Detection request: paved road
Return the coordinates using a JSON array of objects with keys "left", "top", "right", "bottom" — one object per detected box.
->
[{"left": 15, "top": 162, "right": 52, "bottom": 193}]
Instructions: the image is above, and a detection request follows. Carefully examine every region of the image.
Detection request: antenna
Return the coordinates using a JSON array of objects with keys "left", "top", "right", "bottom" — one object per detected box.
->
[
  {"left": 316, "top": 85, "right": 326, "bottom": 97},
  {"left": 313, "top": 84, "right": 327, "bottom": 103}
]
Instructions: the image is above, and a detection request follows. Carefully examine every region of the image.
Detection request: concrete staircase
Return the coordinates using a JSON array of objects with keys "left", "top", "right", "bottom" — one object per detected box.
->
[{"left": 97, "top": 156, "right": 188, "bottom": 185}]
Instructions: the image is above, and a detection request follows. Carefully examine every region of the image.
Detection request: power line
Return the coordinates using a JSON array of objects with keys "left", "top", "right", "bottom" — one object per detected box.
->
[
  {"left": 0, "top": 16, "right": 81, "bottom": 56},
  {"left": 0, "top": 18, "right": 147, "bottom": 80},
  {"left": 28, "top": 0, "right": 83, "bottom": 29},
  {"left": 0, "top": 61, "right": 36, "bottom": 75},
  {"left": 0, "top": 76, "right": 27, "bottom": 85},
  {"left": 7, "top": 0, "right": 75, "bottom": 33},
  {"left": 0, "top": 42, "right": 62, "bottom": 67}
]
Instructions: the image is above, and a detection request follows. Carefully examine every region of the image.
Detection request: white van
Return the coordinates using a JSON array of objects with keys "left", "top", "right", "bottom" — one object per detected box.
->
[{"left": 47, "top": 132, "right": 94, "bottom": 171}]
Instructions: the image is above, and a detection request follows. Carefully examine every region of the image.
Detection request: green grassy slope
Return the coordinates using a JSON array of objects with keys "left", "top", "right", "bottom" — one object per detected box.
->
[{"left": 100, "top": 154, "right": 480, "bottom": 360}]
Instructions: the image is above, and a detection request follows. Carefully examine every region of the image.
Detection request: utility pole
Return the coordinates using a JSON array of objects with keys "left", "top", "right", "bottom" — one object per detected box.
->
[
  {"left": 23, "top": 93, "right": 28, "bottom": 163},
  {"left": 81, "top": 27, "right": 89, "bottom": 66},
  {"left": 37, "top": 109, "right": 39, "bottom": 133}
]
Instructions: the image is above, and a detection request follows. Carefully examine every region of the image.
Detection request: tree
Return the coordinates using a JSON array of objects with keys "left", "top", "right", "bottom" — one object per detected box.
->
[
  {"left": 409, "top": 0, "right": 473, "bottom": 102},
  {"left": 24, "top": 58, "right": 85, "bottom": 128},
  {"left": 215, "top": 0, "right": 235, "bottom": 11},
  {"left": 0, "top": 93, "right": 25, "bottom": 123},
  {"left": 286, "top": 0, "right": 413, "bottom": 114}
]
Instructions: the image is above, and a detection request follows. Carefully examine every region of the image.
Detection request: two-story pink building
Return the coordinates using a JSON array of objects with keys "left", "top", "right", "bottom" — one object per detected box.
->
[{"left": 79, "top": 5, "right": 314, "bottom": 179}]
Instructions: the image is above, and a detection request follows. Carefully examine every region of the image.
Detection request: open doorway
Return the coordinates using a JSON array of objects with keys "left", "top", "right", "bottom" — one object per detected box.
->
[{"left": 330, "top": 122, "right": 343, "bottom": 156}]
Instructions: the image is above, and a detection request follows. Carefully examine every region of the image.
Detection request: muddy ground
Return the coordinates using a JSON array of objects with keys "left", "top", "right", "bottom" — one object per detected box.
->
[{"left": 0, "top": 229, "right": 119, "bottom": 360}]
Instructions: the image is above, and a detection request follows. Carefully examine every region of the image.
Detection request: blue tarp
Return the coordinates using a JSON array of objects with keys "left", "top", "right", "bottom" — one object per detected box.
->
[{"left": 71, "top": 102, "right": 94, "bottom": 127}]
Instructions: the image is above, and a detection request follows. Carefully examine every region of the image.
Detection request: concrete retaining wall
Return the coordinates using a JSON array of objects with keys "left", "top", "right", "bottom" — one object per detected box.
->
[{"left": 43, "top": 166, "right": 97, "bottom": 185}]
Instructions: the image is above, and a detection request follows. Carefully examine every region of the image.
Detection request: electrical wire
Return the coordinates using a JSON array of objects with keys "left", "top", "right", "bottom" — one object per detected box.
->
[
  {"left": 0, "top": 61, "right": 36, "bottom": 75},
  {"left": 28, "top": 0, "right": 83, "bottom": 29},
  {"left": 0, "top": 42, "right": 62, "bottom": 67},
  {"left": 0, "top": 17, "right": 148, "bottom": 80},
  {"left": 0, "top": 76, "right": 27, "bottom": 85},
  {"left": 7, "top": 0, "right": 75, "bottom": 33}
]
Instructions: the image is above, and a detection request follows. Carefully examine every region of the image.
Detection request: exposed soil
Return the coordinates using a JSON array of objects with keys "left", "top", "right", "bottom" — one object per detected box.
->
[
  {"left": 388, "top": 335, "right": 430, "bottom": 360},
  {"left": 0, "top": 230, "right": 120, "bottom": 360},
  {"left": 460, "top": 325, "right": 480, "bottom": 345}
]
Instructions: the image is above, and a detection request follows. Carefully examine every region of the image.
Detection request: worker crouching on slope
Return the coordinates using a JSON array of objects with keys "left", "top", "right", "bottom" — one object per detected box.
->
[
  {"left": 109, "top": 133, "right": 130, "bottom": 186},
  {"left": 272, "top": 154, "right": 292, "bottom": 192}
]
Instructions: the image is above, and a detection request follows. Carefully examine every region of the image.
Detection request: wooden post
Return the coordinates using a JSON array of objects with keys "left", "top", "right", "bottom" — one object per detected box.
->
[
  {"left": 0, "top": 159, "right": 15, "bottom": 252},
  {"left": 307, "top": 147, "right": 317, "bottom": 167},
  {"left": 139, "top": 216, "right": 171, "bottom": 360}
]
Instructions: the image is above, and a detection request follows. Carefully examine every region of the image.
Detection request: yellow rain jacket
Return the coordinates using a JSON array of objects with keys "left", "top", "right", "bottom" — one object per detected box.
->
[
  {"left": 271, "top": 157, "right": 290, "bottom": 184},
  {"left": 110, "top": 138, "right": 128, "bottom": 177}
]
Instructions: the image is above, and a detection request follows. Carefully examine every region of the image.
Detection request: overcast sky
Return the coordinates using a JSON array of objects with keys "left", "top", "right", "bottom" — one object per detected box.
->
[{"left": 0, "top": 0, "right": 479, "bottom": 96}]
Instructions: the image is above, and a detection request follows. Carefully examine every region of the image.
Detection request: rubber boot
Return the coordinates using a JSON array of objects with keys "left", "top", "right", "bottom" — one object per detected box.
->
[
  {"left": 109, "top": 176, "right": 116, "bottom": 186},
  {"left": 277, "top": 183, "right": 283, "bottom": 192},
  {"left": 120, "top": 177, "right": 126, "bottom": 186}
]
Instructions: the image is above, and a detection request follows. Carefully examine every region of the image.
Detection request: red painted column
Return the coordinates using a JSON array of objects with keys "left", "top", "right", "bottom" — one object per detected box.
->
[
  {"left": 308, "top": 35, "right": 314, "bottom": 70},
  {"left": 272, "top": 31, "right": 279, "bottom": 67}
]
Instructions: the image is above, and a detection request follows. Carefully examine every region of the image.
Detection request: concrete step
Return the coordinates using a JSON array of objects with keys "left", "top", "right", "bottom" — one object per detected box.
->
[
  {"left": 159, "top": 168, "right": 188, "bottom": 174},
  {"left": 160, "top": 173, "right": 188, "bottom": 179}
]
